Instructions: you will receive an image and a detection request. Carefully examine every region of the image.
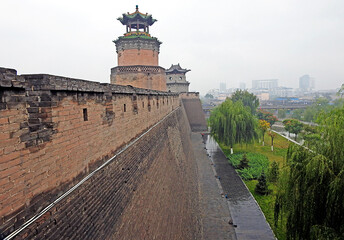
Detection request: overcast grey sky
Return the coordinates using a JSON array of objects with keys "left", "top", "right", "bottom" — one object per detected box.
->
[{"left": 1, "top": 0, "right": 343, "bottom": 94}]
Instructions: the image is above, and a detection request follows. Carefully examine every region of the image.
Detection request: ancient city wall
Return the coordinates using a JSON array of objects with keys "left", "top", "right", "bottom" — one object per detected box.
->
[
  {"left": 0, "top": 68, "right": 200, "bottom": 239},
  {"left": 180, "top": 92, "right": 208, "bottom": 132}
]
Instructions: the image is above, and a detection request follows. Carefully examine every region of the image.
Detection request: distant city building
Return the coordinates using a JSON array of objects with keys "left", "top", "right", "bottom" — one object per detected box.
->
[
  {"left": 220, "top": 82, "right": 227, "bottom": 93},
  {"left": 252, "top": 79, "right": 278, "bottom": 90},
  {"left": 270, "top": 87, "right": 294, "bottom": 98},
  {"left": 256, "top": 92, "right": 270, "bottom": 101},
  {"left": 299, "top": 74, "right": 315, "bottom": 91},
  {"left": 239, "top": 82, "right": 246, "bottom": 90},
  {"left": 165, "top": 64, "right": 190, "bottom": 93}
]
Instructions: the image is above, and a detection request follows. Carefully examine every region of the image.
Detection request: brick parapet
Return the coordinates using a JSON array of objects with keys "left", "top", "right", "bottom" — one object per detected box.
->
[
  {"left": 179, "top": 92, "right": 200, "bottom": 99},
  {"left": 0, "top": 67, "right": 180, "bottom": 238},
  {"left": 1, "top": 68, "right": 174, "bottom": 96}
]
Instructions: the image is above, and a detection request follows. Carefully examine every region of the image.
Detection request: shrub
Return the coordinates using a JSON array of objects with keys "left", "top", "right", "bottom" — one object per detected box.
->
[
  {"left": 238, "top": 154, "right": 249, "bottom": 169},
  {"left": 268, "top": 161, "right": 279, "bottom": 183},
  {"left": 255, "top": 171, "right": 269, "bottom": 195},
  {"left": 228, "top": 152, "right": 269, "bottom": 180}
]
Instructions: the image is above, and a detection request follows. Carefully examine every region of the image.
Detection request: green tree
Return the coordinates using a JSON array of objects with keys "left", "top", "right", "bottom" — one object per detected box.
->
[
  {"left": 337, "top": 83, "right": 344, "bottom": 98},
  {"left": 275, "top": 105, "right": 344, "bottom": 239},
  {"left": 333, "top": 98, "right": 344, "bottom": 108},
  {"left": 278, "top": 109, "right": 286, "bottom": 119},
  {"left": 255, "top": 171, "right": 269, "bottom": 195},
  {"left": 268, "top": 130, "right": 277, "bottom": 151},
  {"left": 315, "top": 97, "right": 330, "bottom": 112},
  {"left": 304, "top": 107, "right": 315, "bottom": 122},
  {"left": 291, "top": 109, "right": 304, "bottom": 120},
  {"left": 257, "top": 109, "right": 278, "bottom": 125},
  {"left": 209, "top": 99, "right": 258, "bottom": 154},
  {"left": 283, "top": 119, "right": 303, "bottom": 140},
  {"left": 205, "top": 93, "right": 214, "bottom": 99},
  {"left": 231, "top": 90, "right": 259, "bottom": 114},
  {"left": 268, "top": 161, "right": 279, "bottom": 183},
  {"left": 289, "top": 119, "right": 303, "bottom": 141},
  {"left": 259, "top": 119, "right": 270, "bottom": 146},
  {"left": 282, "top": 119, "right": 293, "bottom": 137},
  {"left": 238, "top": 154, "right": 249, "bottom": 169},
  {"left": 303, "top": 97, "right": 333, "bottom": 123}
]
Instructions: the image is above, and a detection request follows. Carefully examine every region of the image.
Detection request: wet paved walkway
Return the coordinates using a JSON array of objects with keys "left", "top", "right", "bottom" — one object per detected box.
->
[
  {"left": 191, "top": 133, "right": 236, "bottom": 240},
  {"left": 202, "top": 134, "right": 276, "bottom": 240}
]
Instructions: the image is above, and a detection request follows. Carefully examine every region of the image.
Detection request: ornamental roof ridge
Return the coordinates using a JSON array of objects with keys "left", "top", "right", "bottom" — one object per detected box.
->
[
  {"left": 117, "top": 5, "right": 157, "bottom": 26},
  {"left": 165, "top": 64, "right": 191, "bottom": 73}
]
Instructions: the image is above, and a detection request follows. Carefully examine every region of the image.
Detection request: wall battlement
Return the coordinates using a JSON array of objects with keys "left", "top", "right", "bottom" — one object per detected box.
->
[{"left": 0, "top": 67, "right": 186, "bottom": 238}]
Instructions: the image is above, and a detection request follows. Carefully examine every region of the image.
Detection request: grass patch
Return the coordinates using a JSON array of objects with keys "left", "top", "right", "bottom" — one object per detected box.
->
[
  {"left": 220, "top": 132, "right": 289, "bottom": 167},
  {"left": 222, "top": 152, "right": 269, "bottom": 180},
  {"left": 245, "top": 180, "right": 287, "bottom": 240}
]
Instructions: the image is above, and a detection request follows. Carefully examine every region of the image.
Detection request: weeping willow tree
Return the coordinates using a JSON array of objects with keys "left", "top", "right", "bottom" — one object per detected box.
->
[
  {"left": 209, "top": 99, "right": 258, "bottom": 154},
  {"left": 274, "top": 105, "right": 344, "bottom": 240}
]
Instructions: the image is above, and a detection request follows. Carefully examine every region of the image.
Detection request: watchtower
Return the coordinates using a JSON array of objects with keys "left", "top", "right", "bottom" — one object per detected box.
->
[
  {"left": 165, "top": 64, "right": 191, "bottom": 93},
  {"left": 110, "top": 6, "right": 167, "bottom": 91}
]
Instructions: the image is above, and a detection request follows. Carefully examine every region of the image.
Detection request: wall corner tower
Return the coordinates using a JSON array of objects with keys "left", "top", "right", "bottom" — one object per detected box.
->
[
  {"left": 165, "top": 64, "right": 191, "bottom": 93},
  {"left": 110, "top": 6, "right": 167, "bottom": 91}
]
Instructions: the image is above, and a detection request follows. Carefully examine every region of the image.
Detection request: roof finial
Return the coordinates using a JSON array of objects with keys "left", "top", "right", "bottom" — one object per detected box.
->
[{"left": 136, "top": 5, "right": 139, "bottom": 11}]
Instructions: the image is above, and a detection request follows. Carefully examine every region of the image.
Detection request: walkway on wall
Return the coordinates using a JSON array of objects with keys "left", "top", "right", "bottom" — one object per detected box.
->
[
  {"left": 191, "top": 133, "right": 236, "bottom": 240},
  {"left": 192, "top": 133, "right": 276, "bottom": 240}
]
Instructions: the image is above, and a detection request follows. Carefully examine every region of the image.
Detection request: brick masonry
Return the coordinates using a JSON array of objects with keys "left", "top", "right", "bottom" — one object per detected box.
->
[
  {"left": 111, "top": 69, "right": 167, "bottom": 92},
  {"left": 118, "top": 49, "right": 159, "bottom": 66},
  {"left": 0, "top": 67, "right": 201, "bottom": 239}
]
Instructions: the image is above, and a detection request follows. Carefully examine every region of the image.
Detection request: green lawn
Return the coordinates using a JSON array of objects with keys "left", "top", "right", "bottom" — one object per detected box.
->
[
  {"left": 220, "top": 132, "right": 289, "bottom": 167},
  {"left": 219, "top": 132, "right": 291, "bottom": 240}
]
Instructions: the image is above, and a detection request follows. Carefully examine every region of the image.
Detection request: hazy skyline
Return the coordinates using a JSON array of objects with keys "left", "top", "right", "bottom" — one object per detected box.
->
[{"left": 1, "top": 0, "right": 343, "bottom": 94}]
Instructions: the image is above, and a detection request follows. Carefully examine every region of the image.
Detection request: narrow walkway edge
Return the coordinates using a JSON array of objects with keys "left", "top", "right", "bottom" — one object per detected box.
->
[{"left": 191, "top": 132, "right": 236, "bottom": 240}]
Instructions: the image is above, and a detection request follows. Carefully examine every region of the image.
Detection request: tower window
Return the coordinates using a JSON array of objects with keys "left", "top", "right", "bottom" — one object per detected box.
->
[{"left": 124, "top": 104, "right": 126, "bottom": 112}]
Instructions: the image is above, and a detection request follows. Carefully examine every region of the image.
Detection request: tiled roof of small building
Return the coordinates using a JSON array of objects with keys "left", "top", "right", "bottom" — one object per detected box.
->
[{"left": 165, "top": 64, "right": 191, "bottom": 74}]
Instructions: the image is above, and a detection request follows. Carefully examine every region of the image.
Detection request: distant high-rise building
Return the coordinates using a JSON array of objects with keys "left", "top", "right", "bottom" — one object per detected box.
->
[
  {"left": 239, "top": 82, "right": 246, "bottom": 90},
  {"left": 310, "top": 77, "right": 315, "bottom": 89},
  {"left": 299, "top": 75, "right": 315, "bottom": 91},
  {"left": 220, "top": 82, "right": 226, "bottom": 92},
  {"left": 252, "top": 79, "right": 278, "bottom": 90}
]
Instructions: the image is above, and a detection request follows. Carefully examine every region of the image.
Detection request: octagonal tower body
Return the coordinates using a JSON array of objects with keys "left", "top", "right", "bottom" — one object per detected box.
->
[{"left": 111, "top": 6, "right": 167, "bottom": 91}]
